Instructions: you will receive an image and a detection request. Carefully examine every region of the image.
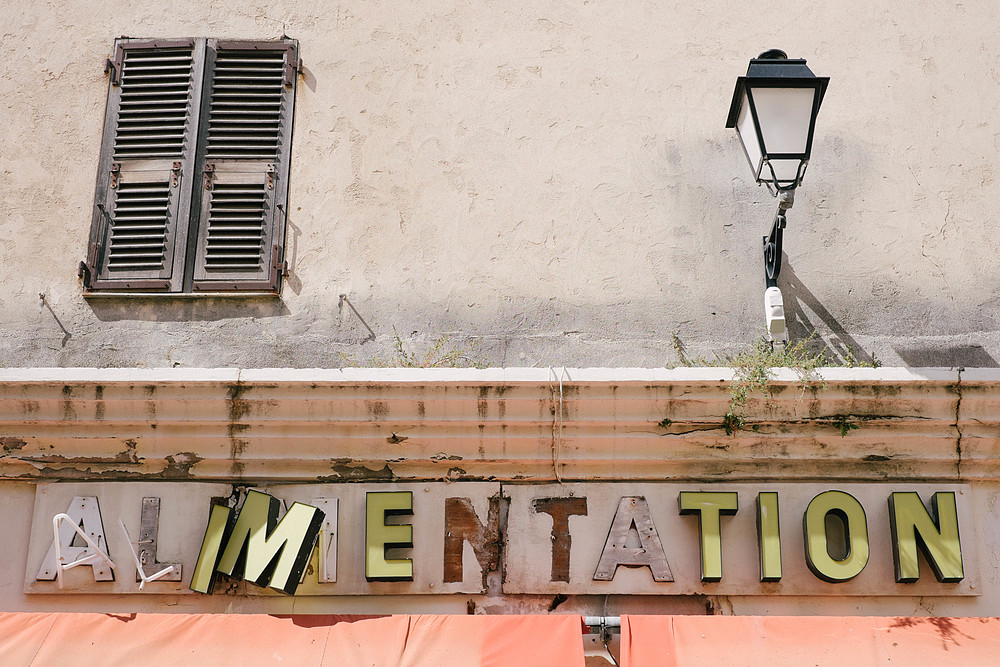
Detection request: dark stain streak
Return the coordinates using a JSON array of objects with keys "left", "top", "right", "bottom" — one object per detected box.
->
[
  {"left": 94, "top": 386, "right": 105, "bottom": 421},
  {"left": 163, "top": 451, "right": 203, "bottom": 479},
  {"left": 863, "top": 454, "right": 893, "bottom": 462},
  {"left": 654, "top": 426, "right": 725, "bottom": 436},
  {"left": 367, "top": 400, "right": 389, "bottom": 421},
  {"left": 477, "top": 387, "right": 489, "bottom": 420},
  {"left": 547, "top": 594, "right": 568, "bottom": 611},
  {"left": 321, "top": 458, "right": 394, "bottom": 481},
  {"left": 115, "top": 439, "right": 140, "bottom": 463},
  {"left": 227, "top": 382, "right": 250, "bottom": 477},
  {"left": 889, "top": 617, "right": 984, "bottom": 650},
  {"left": 1, "top": 437, "right": 27, "bottom": 453},
  {"left": 61, "top": 385, "right": 77, "bottom": 421},
  {"left": 431, "top": 453, "right": 463, "bottom": 461},
  {"left": 386, "top": 432, "right": 408, "bottom": 444}
]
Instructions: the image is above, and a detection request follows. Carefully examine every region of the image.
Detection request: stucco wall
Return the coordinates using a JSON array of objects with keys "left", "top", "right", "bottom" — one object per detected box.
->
[{"left": 2, "top": 1, "right": 999, "bottom": 368}]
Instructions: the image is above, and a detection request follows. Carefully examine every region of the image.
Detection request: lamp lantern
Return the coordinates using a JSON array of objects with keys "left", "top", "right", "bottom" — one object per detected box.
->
[
  {"left": 726, "top": 49, "right": 829, "bottom": 193},
  {"left": 726, "top": 50, "right": 829, "bottom": 339}
]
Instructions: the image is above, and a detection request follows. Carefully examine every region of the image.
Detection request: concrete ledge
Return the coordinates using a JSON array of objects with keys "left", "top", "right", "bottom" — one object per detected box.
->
[
  {"left": 0, "top": 366, "right": 966, "bottom": 383},
  {"left": 0, "top": 368, "right": 992, "bottom": 483}
]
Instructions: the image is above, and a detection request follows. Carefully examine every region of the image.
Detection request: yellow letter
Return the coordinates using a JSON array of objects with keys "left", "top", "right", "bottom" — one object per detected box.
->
[
  {"left": 679, "top": 491, "right": 738, "bottom": 582},
  {"left": 804, "top": 490, "right": 869, "bottom": 582},
  {"left": 215, "top": 490, "right": 325, "bottom": 595},
  {"left": 756, "top": 492, "right": 782, "bottom": 582},
  {"left": 889, "top": 491, "right": 963, "bottom": 583},
  {"left": 190, "top": 504, "right": 231, "bottom": 594},
  {"left": 366, "top": 491, "right": 414, "bottom": 581}
]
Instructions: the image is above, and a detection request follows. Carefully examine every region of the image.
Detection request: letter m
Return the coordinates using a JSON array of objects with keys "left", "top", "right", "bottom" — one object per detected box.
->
[{"left": 215, "top": 490, "right": 324, "bottom": 595}]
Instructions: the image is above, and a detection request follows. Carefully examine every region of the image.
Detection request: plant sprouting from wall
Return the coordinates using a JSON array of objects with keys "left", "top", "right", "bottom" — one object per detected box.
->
[
  {"left": 339, "top": 329, "right": 483, "bottom": 368},
  {"left": 383, "top": 330, "right": 482, "bottom": 368},
  {"left": 662, "top": 333, "right": 879, "bottom": 435}
]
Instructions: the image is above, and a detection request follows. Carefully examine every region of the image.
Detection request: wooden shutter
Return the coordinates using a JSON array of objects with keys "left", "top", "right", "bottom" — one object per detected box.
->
[
  {"left": 192, "top": 40, "right": 297, "bottom": 292},
  {"left": 87, "top": 39, "right": 205, "bottom": 291}
]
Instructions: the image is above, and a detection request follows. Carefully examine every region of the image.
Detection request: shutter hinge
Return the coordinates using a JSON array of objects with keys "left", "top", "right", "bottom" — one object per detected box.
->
[
  {"left": 203, "top": 163, "right": 214, "bottom": 190},
  {"left": 78, "top": 261, "right": 93, "bottom": 289},
  {"left": 270, "top": 245, "right": 288, "bottom": 290},
  {"left": 266, "top": 164, "right": 275, "bottom": 190},
  {"left": 171, "top": 161, "right": 181, "bottom": 187},
  {"left": 283, "top": 49, "right": 302, "bottom": 87},
  {"left": 107, "top": 43, "right": 125, "bottom": 86},
  {"left": 110, "top": 162, "right": 121, "bottom": 189}
]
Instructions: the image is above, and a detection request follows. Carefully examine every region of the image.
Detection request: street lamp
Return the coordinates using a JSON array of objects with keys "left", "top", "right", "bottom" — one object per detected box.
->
[{"left": 726, "top": 49, "right": 829, "bottom": 338}]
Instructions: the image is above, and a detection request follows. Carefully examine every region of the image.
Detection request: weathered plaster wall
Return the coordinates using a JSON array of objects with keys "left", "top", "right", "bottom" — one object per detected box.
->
[{"left": 2, "top": 1, "right": 1000, "bottom": 367}]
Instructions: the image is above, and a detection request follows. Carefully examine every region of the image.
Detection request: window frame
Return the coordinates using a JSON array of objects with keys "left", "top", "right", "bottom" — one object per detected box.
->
[{"left": 82, "top": 37, "right": 299, "bottom": 295}]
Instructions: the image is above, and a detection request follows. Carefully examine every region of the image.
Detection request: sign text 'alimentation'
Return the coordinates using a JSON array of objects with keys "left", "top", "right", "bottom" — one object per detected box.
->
[{"left": 24, "top": 483, "right": 976, "bottom": 597}]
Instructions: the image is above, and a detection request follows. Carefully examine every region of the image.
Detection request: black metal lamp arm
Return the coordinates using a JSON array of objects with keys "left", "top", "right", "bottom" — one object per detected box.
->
[{"left": 763, "top": 190, "right": 794, "bottom": 288}]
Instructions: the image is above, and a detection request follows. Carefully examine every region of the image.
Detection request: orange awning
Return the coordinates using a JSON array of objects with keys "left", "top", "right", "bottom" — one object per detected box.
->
[
  {"left": 0, "top": 613, "right": 586, "bottom": 666},
  {"left": 620, "top": 615, "right": 1000, "bottom": 667}
]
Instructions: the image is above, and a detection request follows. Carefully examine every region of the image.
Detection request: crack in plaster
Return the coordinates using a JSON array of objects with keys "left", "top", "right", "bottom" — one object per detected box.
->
[{"left": 955, "top": 367, "right": 964, "bottom": 479}]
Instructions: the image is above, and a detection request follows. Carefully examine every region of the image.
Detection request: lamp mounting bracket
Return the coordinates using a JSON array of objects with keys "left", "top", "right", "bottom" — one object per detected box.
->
[{"left": 764, "top": 190, "right": 794, "bottom": 287}]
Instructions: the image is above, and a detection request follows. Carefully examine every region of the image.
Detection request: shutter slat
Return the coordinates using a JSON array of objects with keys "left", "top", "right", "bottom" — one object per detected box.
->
[
  {"left": 113, "top": 46, "right": 194, "bottom": 160},
  {"left": 205, "top": 48, "right": 286, "bottom": 160},
  {"left": 105, "top": 180, "right": 171, "bottom": 272}
]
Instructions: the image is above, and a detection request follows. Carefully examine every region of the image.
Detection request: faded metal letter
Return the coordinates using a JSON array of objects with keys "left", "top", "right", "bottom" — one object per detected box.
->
[
  {"left": 134, "top": 497, "right": 182, "bottom": 583},
  {"left": 533, "top": 497, "right": 588, "bottom": 583},
  {"left": 593, "top": 497, "right": 673, "bottom": 582},
  {"left": 36, "top": 496, "right": 114, "bottom": 583},
  {"left": 444, "top": 495, "right": 505, "bottom": 585},
  {"left": 312, "top": 498, "right": 340, "bottom": 583}
]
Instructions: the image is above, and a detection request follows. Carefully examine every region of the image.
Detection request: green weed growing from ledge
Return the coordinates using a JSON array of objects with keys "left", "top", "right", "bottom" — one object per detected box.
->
[{"left": 661, "top": 333, "right": 879, "bottom": 436}]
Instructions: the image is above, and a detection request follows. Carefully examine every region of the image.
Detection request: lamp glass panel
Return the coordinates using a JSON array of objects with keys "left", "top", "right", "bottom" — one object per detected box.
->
[
  {"left": 750, "top": 86, "right": 816, "bottom": 156},
  {"left": 765, "top": 158, "right": 802, "bottom": 186},
  {"left": 736, "top": 92, "right": 763, "bottom": 179}
]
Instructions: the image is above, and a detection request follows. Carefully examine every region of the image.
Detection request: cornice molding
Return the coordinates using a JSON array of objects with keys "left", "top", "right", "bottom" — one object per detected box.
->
[{"left": 0, "top": 368, "right": 995, "bottom": 483}]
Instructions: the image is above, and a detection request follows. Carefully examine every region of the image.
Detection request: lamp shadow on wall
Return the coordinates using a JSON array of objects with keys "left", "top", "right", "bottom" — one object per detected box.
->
[
  {"left": 780, "top": 257, "right": 998, "bottom": 368},
  {"left": 779, "top": 257, "right": 876, "bottom": 365}
]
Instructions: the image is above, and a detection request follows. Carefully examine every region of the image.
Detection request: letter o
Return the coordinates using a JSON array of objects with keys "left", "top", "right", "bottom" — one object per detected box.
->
[{"left": 803, "top": 490, "right": 869, "bottom": 582}]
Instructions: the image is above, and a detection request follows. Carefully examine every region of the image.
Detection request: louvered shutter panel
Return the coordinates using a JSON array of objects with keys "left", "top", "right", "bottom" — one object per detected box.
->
[
  {"left": 88, "top": 39, "right": 205, "bottom": 291},
  {"left": 192, "top": 40, "right": 297, "bottom": 292}
]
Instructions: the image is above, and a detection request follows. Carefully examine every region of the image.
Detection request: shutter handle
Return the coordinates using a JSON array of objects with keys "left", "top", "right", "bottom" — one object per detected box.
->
[
  {"left": 203, "top": 163, "right": 214, "bottom": 190},
  {"left": 266, "top": 164, "right": 275, "bottom": 190},
  {"left": 171, "top": 162, "right": 181, "bottom": 188},
  {"left": 110, "top": 162, "right": 121, "bottom": 189}
]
